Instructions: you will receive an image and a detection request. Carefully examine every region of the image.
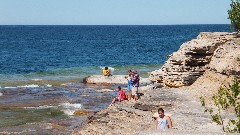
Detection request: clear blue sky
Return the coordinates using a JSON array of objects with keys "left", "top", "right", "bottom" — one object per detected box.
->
[{"left": 0, "top": 0, "right": 231, "bottom": 25}]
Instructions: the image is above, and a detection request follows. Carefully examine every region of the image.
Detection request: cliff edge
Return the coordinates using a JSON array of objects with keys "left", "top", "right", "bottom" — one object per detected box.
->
[{"left": 149, "top": 32, "right": 240, "bottom": 88}]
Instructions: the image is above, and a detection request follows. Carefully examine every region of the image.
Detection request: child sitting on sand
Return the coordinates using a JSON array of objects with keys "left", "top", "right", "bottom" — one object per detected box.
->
[{"left": 110, "top": 86, "right": 126, "bottom": 105}]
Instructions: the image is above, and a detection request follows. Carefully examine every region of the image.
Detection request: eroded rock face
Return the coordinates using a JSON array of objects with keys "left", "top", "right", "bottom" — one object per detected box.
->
[
  {"left": 149, "top": 32, "right": 240, "bottom": 87},
  {"left": 208, "top": 39, "right": 240, "bottom": 75}
]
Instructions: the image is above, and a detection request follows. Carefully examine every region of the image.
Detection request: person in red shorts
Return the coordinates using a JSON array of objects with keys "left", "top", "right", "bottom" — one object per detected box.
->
[{"left": 110, "top": 86, "right": 126, "bottom": 105}]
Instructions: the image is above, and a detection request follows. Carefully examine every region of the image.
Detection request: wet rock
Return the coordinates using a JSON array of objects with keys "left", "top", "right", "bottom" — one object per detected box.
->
[{"left": 74, "top": 110, "right": 90, "bottom": 116}]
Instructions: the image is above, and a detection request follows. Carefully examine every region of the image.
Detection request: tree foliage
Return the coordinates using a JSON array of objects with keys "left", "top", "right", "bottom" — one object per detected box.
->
[
  {"left": 200, "top": 77, "right": 240, "bottom": 133},
  {"left": 228, "top": 0, "right": 240, "bottom": 32}
]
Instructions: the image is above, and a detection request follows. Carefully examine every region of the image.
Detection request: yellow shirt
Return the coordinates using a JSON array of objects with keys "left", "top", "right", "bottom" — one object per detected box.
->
[{"left": 103, "top": 70, "right": 109, "bottom": 76}]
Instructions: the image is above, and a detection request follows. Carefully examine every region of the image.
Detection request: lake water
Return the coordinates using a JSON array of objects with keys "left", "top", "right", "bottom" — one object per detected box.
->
[{"left": 0, "top": 25, "right": 230, "bottom": 134}]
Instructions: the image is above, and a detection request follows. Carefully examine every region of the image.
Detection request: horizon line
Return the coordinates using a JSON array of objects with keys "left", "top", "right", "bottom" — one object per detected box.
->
[{"left": 0, "top": 24, "right": 231, "bottom": 26}]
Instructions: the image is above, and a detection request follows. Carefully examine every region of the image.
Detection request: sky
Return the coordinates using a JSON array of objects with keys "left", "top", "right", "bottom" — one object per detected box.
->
[{"left": 0, "top": 0, "right": 231, "bottom": 25}]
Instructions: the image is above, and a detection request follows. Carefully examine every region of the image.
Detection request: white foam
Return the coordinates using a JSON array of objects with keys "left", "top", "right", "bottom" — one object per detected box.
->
[
  {"left": 31, "top": 79, "right": 43, "bottom": 81},
  {"left": 45, "top": 84, "right": 52, "bottom": 87},
  {"left": 17, "top": 84, "right": 39, "bottom": 88},
  {"left": 100, "top": 66, "right": 115, "bottom": 71},
  {"left": 24, "top": 105, "right": 56, "bottom": 109},
  {"left": 59, "top": 103, "right": 82, "bottom": 109},
  {"left": 108, "top": 66, "right": 115, "bottom": 71},
  {"left": 0, "top": 129, "right": 37, "bottom": 134},
  {"left": 62, "top": 109, "right": 75, "bottom": 115},
  {"left": 59, "top": 103, "right": 82, "bottom": 116},
  {"left": 4, "top": 87, "right": 17, "bottom": 89}
]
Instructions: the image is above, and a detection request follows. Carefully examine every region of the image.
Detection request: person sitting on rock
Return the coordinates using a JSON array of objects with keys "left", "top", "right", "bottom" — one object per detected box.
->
[
  {"left": 110, "top": 86, "right": 126, "bottom": 105},
  {"left": 156, "top": 108, "right": 172, "bottom": 130},
  {"left": 103, "top": 67, "right": 112, "bottom": 76}
]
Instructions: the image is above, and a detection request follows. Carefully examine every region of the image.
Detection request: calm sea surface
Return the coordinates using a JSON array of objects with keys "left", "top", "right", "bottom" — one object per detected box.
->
[
  {"left": 0, "top": 25, "right": 230, "bottom": 134},
  {"left": 0, "top": 25, "right": 231, "bottom": 81}
]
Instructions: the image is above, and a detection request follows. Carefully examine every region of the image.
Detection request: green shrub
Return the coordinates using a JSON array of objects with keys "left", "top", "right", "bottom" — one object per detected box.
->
[
  {"left": 228, "top": 0, "right": 240, "bottom": 32},
  {"left": 200, "top": 77, "right": 240, "bottom": 133}
]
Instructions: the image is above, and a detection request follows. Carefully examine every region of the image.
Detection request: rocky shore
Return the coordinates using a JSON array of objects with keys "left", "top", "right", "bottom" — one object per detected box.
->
[
  {"left": 73, "top": 32, "right": 240, "bottom": 135},
  {"left": 83, "top": 75, "right": 151, "bottom": 85}
]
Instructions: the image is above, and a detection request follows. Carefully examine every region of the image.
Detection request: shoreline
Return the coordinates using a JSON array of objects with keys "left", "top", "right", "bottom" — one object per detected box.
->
[
  {"left": 73, "top": 85, "right": 224, "bottom": 135},
  {"left": 73, "top": 32, "right": 240, "bottom": 135}
]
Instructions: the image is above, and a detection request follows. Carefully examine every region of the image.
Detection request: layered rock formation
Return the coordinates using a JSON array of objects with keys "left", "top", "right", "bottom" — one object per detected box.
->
[{"left": 149, "top": 32, "right": 240, "bottom": 87}]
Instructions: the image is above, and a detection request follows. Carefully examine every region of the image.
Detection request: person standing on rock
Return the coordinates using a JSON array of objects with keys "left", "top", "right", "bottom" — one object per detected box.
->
[
  {"left": 131, "top": 70, "right": 140, "bottom": 101},
  {"left": 156, "top": 108, "right": 172, "bottom": 130},
  {"left": 125, "top": 70, "right": 133, "bottom": 100}
]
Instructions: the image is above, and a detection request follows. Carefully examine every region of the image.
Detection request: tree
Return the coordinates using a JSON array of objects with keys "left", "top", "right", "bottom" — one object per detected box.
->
[
  {"left": 228, "top": 0, "right": 240, "bottom": 32},
  {"left": 200, "top": 77, "right": 240, "bottom": 133}
]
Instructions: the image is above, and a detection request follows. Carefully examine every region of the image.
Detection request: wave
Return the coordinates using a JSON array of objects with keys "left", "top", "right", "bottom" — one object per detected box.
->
[
  {"left": 58, "top": 103, "right": 82, "bottom": 116},
  {"left": 59, "top": 103, "right": 82, "bottom": 116},
  {"left": 0, "top": 64, "right": 162, "bottom": 81},
  {"left": 23, "top": 103, "right": 82, "bottom": 110},
  {"left": 0, "top": 64, "right": 162, "bottom": 86},
  {"left": 3, "top": 87, "right": 17, "bottom": 89},
  {"left": 0, "top": 129, "right": 37, "bottom": 135},
  {"left": 17, "top": 84, "right": 40, "bottom": 88},
  {"left": 59, "top": 103, "right": 82, "bottom": 109},
  {"left": 24, "top": 105, "right": 57, "bottom": 109},
  {"left": 62, "top": 109, "right": 76, "bottom": 116},
  {"left": 23, "top": 103, "right": 82, "bottom": 116}
]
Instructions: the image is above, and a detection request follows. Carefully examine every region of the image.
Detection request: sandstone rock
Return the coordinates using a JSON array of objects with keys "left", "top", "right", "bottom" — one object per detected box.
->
[
  {"left": 208, "top": 40, "right": 240, "bottom": 75},
  {"left": 150, "top": 32, "right": 238, "bottom": 87}
]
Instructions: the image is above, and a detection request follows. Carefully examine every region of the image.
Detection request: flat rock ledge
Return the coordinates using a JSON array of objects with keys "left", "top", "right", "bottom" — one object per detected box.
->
[
  {"left": 83, "top": 75, "right": 151, "bottom": 85},
  {"left": 72, "top": 86, "right": 230, "bottom": 135}
]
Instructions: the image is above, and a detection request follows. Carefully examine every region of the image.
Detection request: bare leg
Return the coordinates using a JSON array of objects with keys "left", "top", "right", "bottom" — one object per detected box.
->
[
  {"left": 129, "top": 90, "right": 132, "bottom": 101},
  {"left": 132, "top": 87, "right": 138, "bottom": 101},
  {"left": 117, "top": 97, "right": 121, "bottom": 102},
  {"left": 134, "top": 95, "right": 138, "bottom": 101},
  {"left": 111, "top": 97, "right": 117, "bottom": 104}
]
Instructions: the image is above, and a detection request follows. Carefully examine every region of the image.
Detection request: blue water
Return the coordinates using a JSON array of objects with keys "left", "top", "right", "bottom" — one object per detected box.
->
[
  {"left": 0, "top": 25, "right": 230, "bottom": 81},
  {"left": 0, "top": 25, "right": 232, "bottom": 133}
]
